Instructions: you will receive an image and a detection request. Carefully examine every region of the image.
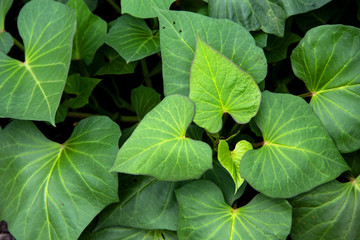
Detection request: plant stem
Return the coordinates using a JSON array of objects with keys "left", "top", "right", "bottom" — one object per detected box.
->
[
  {"left": 98, "top": 84, "right": 134, "bottom": 112},
  {"left": 119, "top": 115, "right": 139, "bottom": 123},
  {"left": 252, "top": 141, "right": 264, "bottom": 147},
  {"left": 141, "top": 59, "right": 153, "bottom": 88},
  {"left": 298, "top": 92, "right": 313, "bottom": 98},
  {"left": 12, "top": 37, "right": 24, "bottom": 51},
  {"left": 67, "top": 111, "right": 94, "bottom": 119},
  {"left": 106, "top": 0, "right": 122, "bottom": 14}
]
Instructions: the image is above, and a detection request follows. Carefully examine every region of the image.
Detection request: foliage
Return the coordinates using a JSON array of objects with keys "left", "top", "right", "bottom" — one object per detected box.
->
[{"left": 0, "top": 0, "right": 359, "bottom": 239}]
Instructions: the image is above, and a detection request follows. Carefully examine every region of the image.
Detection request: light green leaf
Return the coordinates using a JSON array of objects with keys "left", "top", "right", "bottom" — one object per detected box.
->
[
  {"left": 265, "top": 32, "right": 301, "bottom": 63},
  {"left": 122, "top": 0, "right": 174, "bottom": 18},
  {"left": 111, "top": 95, "right": 213, "bottom": 181},
  {"left": 240, "top": 91, "right": 349, "bottom": 198},
  {"left": 0, "top": 116, "right": 121, "bottom": 240},
  {"left": 94, "top": 175, "right": 178, "bottom": 231},
  {"left": 84, "top": 227, "right": 178, "bottom": 240},
  {"left": 290, "top": 177, "right": 360, "bottom": 240},
  {"left": 291, "top": 25, "right": 360, "bottom": 153},
  {"left": 131, "top": 85, "right": 161, "bottom": 120},
  {"left": 176, "top": 180, "right": 292, "bottom": 240},
  {"left": 218, "top": 140, "right": 252, "bottom": 193},
  {"left": 0, "top": 32, "right": 13, "bottom": 53},
  {"left": 67, "top": 0, "right": 106, "bottom": 64},
  {"left": 106, "top": 15, "right": 160, "bottom": 63},
  {"left": 158, "top": 9, "right": 266, "bottom": 96},
  {"left": 189, "top": 37, "right": 261, "bottom": 133},
  {"left": 0, "top": 0, "right": 76, "bottom": 124}
]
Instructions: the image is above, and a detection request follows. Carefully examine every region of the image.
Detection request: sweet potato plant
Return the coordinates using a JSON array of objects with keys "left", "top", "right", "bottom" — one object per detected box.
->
[{"left": 0, "top": 0, "right": 359, "bottom": 239}]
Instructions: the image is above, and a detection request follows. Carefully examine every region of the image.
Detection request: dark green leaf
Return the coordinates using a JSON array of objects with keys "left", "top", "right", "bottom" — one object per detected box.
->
[
  {"left": 131, "top": 85, "right": 161, "bottom": 120},
  {"left": 251, "top": 31, "right": 268, "bottom": 48},
  {"left": 186, "top": 124, "right": 204, "bottom": 141},
  {"left": 265, "top": 32, "right": 301, "bottom": 63},
  {"left": 343, "top": 151, "right": 360, "bottom": 177}
]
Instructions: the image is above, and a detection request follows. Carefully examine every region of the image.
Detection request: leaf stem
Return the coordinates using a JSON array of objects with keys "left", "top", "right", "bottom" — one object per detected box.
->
[
  {"left": 106, "top": 0, "right": 122, "bottom": 14},
  {"left": 252, "top": 141, "right": 264, "bottom": 147},
  {"left": 298, "top": 92, "right": 313, "bottom": 98},
  {"left": 141, "top": 59, "right": 153, "bottom": 88},
  {"left": 67, "top": 111, "right": 94, "bottom": 119},
  {"left": 118, "top": 115, "right": 139, "bottom": 123},
  {"left": 12, "top": 37, "right": 24, "bottom": 51}
]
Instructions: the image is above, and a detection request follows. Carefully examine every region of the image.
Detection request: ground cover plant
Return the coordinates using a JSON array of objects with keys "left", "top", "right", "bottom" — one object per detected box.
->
[{"left": 0, "top": 0, "right": 359, "bottom": 239}]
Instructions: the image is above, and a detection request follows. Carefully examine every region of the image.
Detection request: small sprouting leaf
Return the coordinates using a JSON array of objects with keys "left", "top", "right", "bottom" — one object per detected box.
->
[
  {"left": 111, "top": 95, "right": 213, "bottom": 181},
  {"left": 291, "top": 25, "right": 360, "bottom": 153},
  {"left": 0, "top": 0, "right": 76, "bottom": 124},
  {"left": 158, "top": 9, "right": 266, "bottom": 96},
  {"left": 67, "top": 0, "right": 107, "bottom": 64},
  {"left": 240, "top": 91, "right": 349, "bottom": 198},
  {"left": 189, "top": 37, "right": 261, "bottom": 133},
  {"left": 218, "top": 140, "right": 252, "bottom": 193},
  {"left": 122, "top": 0, "right": 174, "bottom": 18},
  {"left": 94, "top": 175, "right": 178, "bottom": 231},
  {"left": 106, "top": 15, "right": 160, "bottom": 63},
  {"left": 131, "top": 85, "right": 161, "bottom": 120},
  {"left": 176, "top": 180, "right": 292, "bottom": 240},
  {"left": 0, "top": 116, "right": 121, "bottom": 240},
  {"left": 290, "top": 177, "right": 360, "bottom": 240}
]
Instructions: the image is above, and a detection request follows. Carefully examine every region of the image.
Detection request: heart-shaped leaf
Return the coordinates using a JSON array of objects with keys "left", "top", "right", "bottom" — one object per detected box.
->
[
  {"left": 0, "top": 0, "right": 76, "bottom": 124},
  {"left": 291, "top": 25, "right": 360, "bottom": 153},
  {"left": 218, "top": 140, "right": 252, "bottom": 193},
  {"left": 106, "top": 15, "right": 160, "bottom": 63},
  {"left": 189, "top": 37, "right": 261, "bottom": 133},
  {"left": 290, "top": 177, "right": 360, "bottom": 240},
  {"left": 111, "top": 95, "right": 213, "bottom": 181},
  {"left": 0, "top": 116, "right": 121, "bottom": 240},
  {"left": 240, "top": 91, "right": 349, "bottom": 198},
  {"left": 122, "top": 0, "right": 174, "bottom": 18},
  {"left": 176, "top": 180, "right": 292, "bottom": 240},
  {"left": 157, "top": 9, "right": 266, "bottom": 96}
]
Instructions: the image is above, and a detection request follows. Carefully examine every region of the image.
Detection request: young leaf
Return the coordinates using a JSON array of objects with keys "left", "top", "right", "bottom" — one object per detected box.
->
[
  {"left": 0, "top": 0, "right": 13, "bottom": 53},
  {"left": 218, "top": 140, "right": 252, "bottom": 193},
  {"left": 0, "top": 0, "right": 76, "bottom": 124},
  {"left": 131, "top": 85, "right": 161, "bottom": 120},
  {"left": 106, "top": 15, "right": 160, "bottom": 63},
  {"left": 122, "top": 0, "right": 174, "bottom": 18},
  {"left": 240, "top": 91, "right": 350, "bottom": 198},
  {"left": 291, "top": 25, "right": 360, "bottom": 153},
  {"left": 157, "top": 9, "right": 266, "bottom": 96},
  {"left": 94, "top": 175, "right": 178, "bottom": 231},
  {"left": 0, "top": 116, "right": 121, "bottom": 240},
  {"left": 67, "top": 0, "right": 107, "bottom": 64},
  {"left": 111, "top": 95, "right": 213, "bottom": 181},
  {"left": 290, "top": 177, "right": 360, "bottom": 240},
  {"left": 176, "top": 180, "right": 292, "bottom": 240},
  {"left": 189, "top": 37, "right": 261, "bottom": 133}
]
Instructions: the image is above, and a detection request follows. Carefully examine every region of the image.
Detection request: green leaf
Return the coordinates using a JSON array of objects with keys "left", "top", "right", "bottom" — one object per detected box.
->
[
  {"left": 240, "top": 91, "right": 349, "bottom": 198},
  {"left": 290, "top": 177, "right": 360, "bottom": 240},
  {"left": 0, "top": 0, "right": 12, "bottom": 31},
  {"left": 189, "top": 37, "right": 261, "bottom": 133},
  {"left": 111, "top": 95, "right": 213, "bottom": 181},
  {"left": 0, "top": 0, "right": 13, "bottom": 53},
  {"left": 0, "top": 0, "right": 76, "bottom": 124},
  {"left": 0, "top": 32, "right": 13, "bottom": 53},
  {"left": 106, "top": 15, "right": 160, "bottom": 63},
  {"left": 84, "top": 227, "right": 178, "bottom": 240},
  {"left": 343, "top": 150, "right": 360, "bottom": 177},
  {"left": 57, "top": 0, "right": 98, "bottom": 11},
  {"left": 176, "top": 180, "right": 292, "bottom": 240},
  {"left": 0, "top": 116, "right": 121, "bottom": 240},
  {"left": 218, "top": 140, "right": 252, "bottom": 193},
  {"left": 122, "top": 0, "right": 174, "bottom": 18},
  {"left": 94, "top": 175, "right": 178, "bottom": 231},
  {"left": 157, "top": 9, "right": 266, "bottom": 96},
  {"left": 186, "top": 124, "right": 204, "bottom": 141},
  {"left": 265, "top": 32, "right": 301, "bottom": 63},
  {"left": 251, "top": 31, "right": 268, "bottom": 48},
  {"left": 64, "top": 74, "right": 101, "bottom": 109},
  {"left": 131, "top": 85, "right": 161, "bottom": 120},
  {"left": 67, "top": 0, "right": 107, "bottom": 64},
  {"left": 95, "top": 46, "right": 137, "bottom": 75},
  {"left": 291, "top": 25, "right": 360, "bottom": 153}
]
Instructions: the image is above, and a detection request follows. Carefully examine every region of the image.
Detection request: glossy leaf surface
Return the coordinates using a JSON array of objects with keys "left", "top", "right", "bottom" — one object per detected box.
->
[
  {"left": 290, "top": 177, "right": 360, "bottom": 240},
  {"left": 189, "top": 37, "right": 261, "bottom": 133},
  {"left": 158, "top": 9, "right": 266, "bottom": 96},
  {"left": 240, "top": 91, "right": 349, "bottom": 198},
  {"left": 112, "top": 95, "right": 213, "bottom": 181},
  {"left": 122, "top": 0, "right": 174, "bottom": 18},
  {"left": 106, "top": 15, "right": 160, "bottom": 63},
  {"left": 0, "top": 116, "right": 121, "bottom": 240},
  {"left": 291, "top": 24, "right": 360, "bottom": 153},
  {"left": 176, "top": 180, "right": 292, "bottom": 240},
  {"left": 0, "top": 0, "right": 76, "bottom": 124}
]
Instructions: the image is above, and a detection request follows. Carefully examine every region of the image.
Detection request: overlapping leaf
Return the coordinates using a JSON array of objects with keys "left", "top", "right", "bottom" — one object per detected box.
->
[
  {"left": 122, "top": 0, "right": 174, "bottom": 18},
  {"left": 0, "top": 0, "right": 13, "bottom": 53},
  {"left": 290, "top": 177, "right": 360, "bottom": 240},
  {"left": 131, "top": 85, "right": 161, "bottom": 119},
  {"left": 0, "top": 0, "right": 76, "bottom": 124},
  {"left": 189, "top": 37, "right": 261, "bottom": 133},
  {"left": 106, "top": 15, "right": 160, "bottom": 63},
  {"left": 157, "top": 9, "right": 266, "bottom": 96},
  {"left": 240, "top": 91, "right": 349, "bottom": 198},
  {"left": 94, "top": 175, "right": 178, "bottom": 231},
  {"left": 291, "top": 25, "right": 360, "bottom": 153},
  {"left": 111, "top": 95, "right": 213, "bottom": 181},
  {"left": 67, "top": 0, "right": 107, "bottom": 64},
  {"left": 176, "top": 180, "right": 292, "bottom": 240},
  {"left": 0, "top": 116, "right": 121, "bottom": 240}
]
